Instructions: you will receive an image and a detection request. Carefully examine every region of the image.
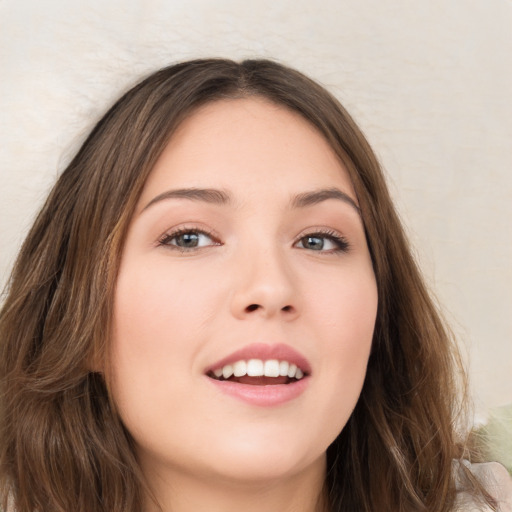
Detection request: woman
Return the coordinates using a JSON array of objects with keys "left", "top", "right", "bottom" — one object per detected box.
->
[{"left": 0, "top": 58, "right": 508, "bottom": 512}]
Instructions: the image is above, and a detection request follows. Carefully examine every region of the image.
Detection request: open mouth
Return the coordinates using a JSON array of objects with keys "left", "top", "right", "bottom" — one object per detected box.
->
[{"left": 207, "top": 359, "right": 307, "bottom": 386}]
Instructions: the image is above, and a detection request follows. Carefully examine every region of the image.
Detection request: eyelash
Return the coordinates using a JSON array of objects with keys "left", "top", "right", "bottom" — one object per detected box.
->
[
  {"left": 157, "top": 227, "right": 350, "bottom": 254},
  {"left": 295, "top": 229, "right": 350, "bottom": 254},
  {"left": 158, "top": 227, "right": 220, "bottom": 253}
]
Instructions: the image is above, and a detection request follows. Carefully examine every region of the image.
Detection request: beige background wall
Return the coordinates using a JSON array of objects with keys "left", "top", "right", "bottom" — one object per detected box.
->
[{"left": 1, "top": 0, "right": 511, "bottom": 421}]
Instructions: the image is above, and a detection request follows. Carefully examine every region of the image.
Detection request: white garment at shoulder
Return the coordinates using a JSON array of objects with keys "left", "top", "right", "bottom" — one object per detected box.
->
[{"left": 454, "top": 461, "right": 512, "bottom": 511}]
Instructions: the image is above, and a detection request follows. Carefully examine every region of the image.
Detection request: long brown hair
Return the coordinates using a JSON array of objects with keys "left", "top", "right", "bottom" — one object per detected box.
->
[{"left": 0, "top": 58, "right": 487, "bottom": 512}]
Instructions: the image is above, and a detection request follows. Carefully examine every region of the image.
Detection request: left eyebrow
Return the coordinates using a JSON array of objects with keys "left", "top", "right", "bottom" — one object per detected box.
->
[{"left": 290, "top": 188, "right": 360, "bottom": 215}]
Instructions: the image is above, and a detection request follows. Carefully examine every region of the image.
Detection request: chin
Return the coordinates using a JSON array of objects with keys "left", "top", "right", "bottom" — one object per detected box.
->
[
  {"left": 206, "top": 450, "right": 325, "bottom": 485},
  {"left": 191, "top": 428, "right": 328, "bottom": 484}
]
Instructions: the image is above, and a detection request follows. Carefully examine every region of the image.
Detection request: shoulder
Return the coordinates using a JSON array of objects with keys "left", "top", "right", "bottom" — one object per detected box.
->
[{"left": 454, "top": 461, "right": 512, "bottom": 512}]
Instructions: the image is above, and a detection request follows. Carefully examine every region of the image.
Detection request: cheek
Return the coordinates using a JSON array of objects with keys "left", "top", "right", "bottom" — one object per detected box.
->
[
  {"left": 305, "top": 265, "right": 377, "bottom": 416},
  {"left": 309, "top": 262, "right": 377, "bottom": 343},
  {"left": 113, "top": 259, "right": 221, "bottom": 353},
  {"left": 109, "top": 260, "right": 222, "bottom": 409},
  {"left": 109, "top": 261, "right": 223, "bottom": 448}
]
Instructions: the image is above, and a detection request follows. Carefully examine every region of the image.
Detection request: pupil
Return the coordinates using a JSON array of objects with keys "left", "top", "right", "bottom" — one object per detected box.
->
[
  {"left": 305, "top": 236, "right": 323, "bottom": 250},
  {"left": 178, "top": 233, "right": 199, "bottom": 247}
]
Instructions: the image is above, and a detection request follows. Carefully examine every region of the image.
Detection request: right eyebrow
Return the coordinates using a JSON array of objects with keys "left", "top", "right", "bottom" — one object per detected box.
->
[{"left": 141, "top": 188, "right": 231, "bottom": 212}]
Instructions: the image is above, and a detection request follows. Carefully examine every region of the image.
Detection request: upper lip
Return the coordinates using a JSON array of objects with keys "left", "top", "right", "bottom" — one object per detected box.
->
[{"left": 205, "top": 343, "right": 312, "bottom": 375}]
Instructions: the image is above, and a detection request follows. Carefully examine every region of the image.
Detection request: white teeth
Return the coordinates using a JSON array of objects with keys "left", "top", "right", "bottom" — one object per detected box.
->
[
  {"left": 264, "top": 359, "right": 280, "bottom": 377},
  {"left": 233, "top": 360, "right": 247, "bottom": 377},
  {"left": 247, "top": 359, "right": 264, "bottom": 376},
  {"left": 211, "top": 359, "right": 305, "bottom": 380},
  {"left": 222, "top": 364, "right": 234, "bottom": 379},
  {"left": 279, "top": 361, "right": 289, "bottom": 376}
]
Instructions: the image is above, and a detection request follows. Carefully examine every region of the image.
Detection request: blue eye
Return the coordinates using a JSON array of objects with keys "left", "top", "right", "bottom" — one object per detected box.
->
[
  {"left": 295, "top": 232, "right": 349, "bottom": 252},
  {"left": 159, "top": 229, "right": 218, "bottom": 251}
]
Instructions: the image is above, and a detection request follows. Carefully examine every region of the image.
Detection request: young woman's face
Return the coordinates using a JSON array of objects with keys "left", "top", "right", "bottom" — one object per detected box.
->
[{"left": 111, "top": 98, "right": 378, "bottom": 485}]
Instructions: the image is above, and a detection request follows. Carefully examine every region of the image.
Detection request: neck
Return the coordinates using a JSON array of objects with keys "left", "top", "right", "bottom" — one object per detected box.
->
[{"left": 142, "top": 457, "right": 328, "bottom": 512}]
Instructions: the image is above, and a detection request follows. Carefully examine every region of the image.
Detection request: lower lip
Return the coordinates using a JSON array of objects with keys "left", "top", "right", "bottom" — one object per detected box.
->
[{"left": 207, "top": 377, "right": 309, "bottom": 407}]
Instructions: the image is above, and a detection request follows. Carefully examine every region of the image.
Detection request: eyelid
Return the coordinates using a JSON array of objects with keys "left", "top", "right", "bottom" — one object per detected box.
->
[
  {"left": 157, "top": 224, "right": 221, "bottom": 250},
  {"left": 155, "top": 224, "right": 349, "bottom": 253},
  {"left": 293, "top": 227, "right": 350, "bottom": 253}
]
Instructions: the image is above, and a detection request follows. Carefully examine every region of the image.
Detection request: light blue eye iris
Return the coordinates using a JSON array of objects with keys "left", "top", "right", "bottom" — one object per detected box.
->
[
  {"left": 300, "top": 236, "right": 325, "bottom": 250},
  {"left": 297, "top": 235, "right": 341, "bottom": 251},
  {"left": 169, "top": 231, "right": 214, "bottom": 248}
]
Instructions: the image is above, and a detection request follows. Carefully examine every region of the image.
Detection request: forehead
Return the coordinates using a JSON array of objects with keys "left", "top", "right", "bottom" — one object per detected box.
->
[{"left": 139, "top": 97, "right": 356, "bottom": 207}]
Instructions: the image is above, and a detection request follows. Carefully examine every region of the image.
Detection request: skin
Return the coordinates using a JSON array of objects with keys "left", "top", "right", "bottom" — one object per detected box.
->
[{"left": 110, "top": 98, "right": 378, "bottom": 512}]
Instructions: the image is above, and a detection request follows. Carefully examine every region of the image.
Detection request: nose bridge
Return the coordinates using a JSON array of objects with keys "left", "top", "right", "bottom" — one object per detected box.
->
[{"left": 230, "top": 235, "right": 298, "bottom": 320}]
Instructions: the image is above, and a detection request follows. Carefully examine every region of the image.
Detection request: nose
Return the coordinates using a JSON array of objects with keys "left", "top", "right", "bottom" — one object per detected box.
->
[{"left": 229, "top": 245, "right": 299, "bottom": 321}]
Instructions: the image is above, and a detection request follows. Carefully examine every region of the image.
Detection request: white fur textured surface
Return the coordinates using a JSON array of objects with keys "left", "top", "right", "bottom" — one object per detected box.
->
[
  {"left": 1, "top": 0, "right": 511, "bottom": 418},
  {"left": 455, "top": 461, "right": 512, "bottom": 511}
]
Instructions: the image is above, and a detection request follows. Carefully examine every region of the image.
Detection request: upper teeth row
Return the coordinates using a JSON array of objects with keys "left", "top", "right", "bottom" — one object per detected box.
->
[{"left": 213, "top": 359, "right": 305, "bottom": 380}]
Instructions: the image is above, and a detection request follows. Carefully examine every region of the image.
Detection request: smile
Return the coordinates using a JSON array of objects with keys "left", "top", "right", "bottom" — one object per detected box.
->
[
  {"left": 208, "top": 359, "right": 305, "bottom": 384},
  {"left": 205, "top": 343, "right": 311, "bottom": 406}
]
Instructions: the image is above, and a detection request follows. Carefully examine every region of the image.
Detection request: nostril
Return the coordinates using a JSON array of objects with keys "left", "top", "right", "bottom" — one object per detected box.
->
[{"left": 243, "top": 304, "right": 295, "bottom": 315}]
